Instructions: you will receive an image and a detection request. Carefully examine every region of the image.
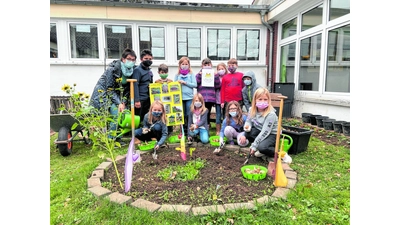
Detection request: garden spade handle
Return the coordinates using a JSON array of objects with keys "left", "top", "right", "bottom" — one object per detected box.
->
[
  {"left": 127, "top": 79, "right": 137, "bottom": 141},
  {"left": 274, "top": 95, "right": 287, "bottom": 162}
]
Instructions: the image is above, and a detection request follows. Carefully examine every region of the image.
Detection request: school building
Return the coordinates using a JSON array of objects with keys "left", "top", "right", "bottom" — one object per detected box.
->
[{"left": 50, "top": 0, "right": 350, "bottom": 121}]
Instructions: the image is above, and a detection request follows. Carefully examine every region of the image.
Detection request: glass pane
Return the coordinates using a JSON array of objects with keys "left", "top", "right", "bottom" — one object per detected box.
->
[
  {"left": 279, "top": 42, "right": 296, "bottom": 83},
  {"left": 329, "top": 0, "right": 350, "bottom": 21},
  {"left": 176, "top": 28, "right": 201, "bottom": 60},
  {"left": 139, "top": 26, "right": 165, "bottom": 60},
  {"left": 299, "top": 34, "right": 322, "bottom": 91},
  {"left": 50, "top": 23, "right": 58, "bottom": 58},
  {"left": 104, "top": 25, "right": 133, "bottom": 59},
  {"left": 236, "top": 29, "right": 259, "bottom": 61},
  {"left": 207, "top": 28, "right": 230, "bottom": 61},
  {"left": 281, "top": 18, "right": 297, "bottom": 39},
  {"left": 301, "top": 4, "right": 323, "bottom": 32},
  {"left": 325, "top": 25, "right": 350, "bottom": 93},
  {"left": 69, "top": 24, "right": 99, "bottom": 58}
]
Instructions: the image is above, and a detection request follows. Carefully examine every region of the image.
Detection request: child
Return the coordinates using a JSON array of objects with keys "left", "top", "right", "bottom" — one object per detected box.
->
[
  {"left": 133, "top": 49, "right": 154, "bottom": 124},
  {"left": 241, "top": 70, "right": 262, "bottom": 113},
  {"left": 195, "top": 58, "right": 221, "bottom": 130},
  {"left": 174, "top": 57, "right": 197, "bottom": 131},
  {"left": 216, "top": 101, "right": 248, "bottom": 152},
  {"left": 220, "top": 58, "right": 244, "bottom": 118},
  {"left": 187, "top": 93, "right": 209, "bottom": 144},
  {"left": 214, "top": 62, "right": 227, "bottom": 135},
  {"left": 243, "top": 88, "right": 278, "bottom": 158},
  {"left": 154, "top": 63, "right": 174, "bottom": 134},
  {"left": 134, "top": 100, "right": 168, "bottom": 150}
]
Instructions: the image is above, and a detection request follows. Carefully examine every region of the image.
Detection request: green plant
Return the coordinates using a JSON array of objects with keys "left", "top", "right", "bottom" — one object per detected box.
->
[{"left": 157, "top": 158, "right": 206, "bottom": 181}]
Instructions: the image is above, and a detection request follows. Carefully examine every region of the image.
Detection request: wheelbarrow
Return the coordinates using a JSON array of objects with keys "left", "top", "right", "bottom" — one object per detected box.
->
[{"left": 50, "top": 113, "right": 90, "bottom": 156}]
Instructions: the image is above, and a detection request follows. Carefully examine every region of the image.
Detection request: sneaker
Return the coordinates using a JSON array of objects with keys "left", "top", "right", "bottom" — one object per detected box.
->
[
  {"left": 187, "top": 136, "right": 193, "bottom": 145},
  {"left": 254, "top": 151, "right": 266, "bottom": 158}
]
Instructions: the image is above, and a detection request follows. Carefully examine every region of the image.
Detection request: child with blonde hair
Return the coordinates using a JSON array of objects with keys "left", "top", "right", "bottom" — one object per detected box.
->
[
  {"left": 214, "top": 62, "right": 228, "bottom": 135},
  {"left": 134, "top": 100, "right": 168, "bottom": 150},
  {"left": 187, "top": 93, "right": 209, "bottom": 144},
  {"left": 174, "top": 57, "right": 197, "bottom": 131},
  {"left": 243, "top": 88, "right": 278, "bottom": 158}
]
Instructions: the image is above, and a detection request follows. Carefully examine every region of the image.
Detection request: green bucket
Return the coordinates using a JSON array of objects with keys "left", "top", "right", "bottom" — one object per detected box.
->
[{"left": 118, "top": 110, "right": 140, "bottom": 128}]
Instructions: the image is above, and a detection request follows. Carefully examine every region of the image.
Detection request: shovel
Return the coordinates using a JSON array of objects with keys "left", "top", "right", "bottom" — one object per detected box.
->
[
  {"left": 152, "top": 146, "right": 158, "bottom": 160},
  {"left": 243, "top": 150, "right": 251, "bottom": 165}
]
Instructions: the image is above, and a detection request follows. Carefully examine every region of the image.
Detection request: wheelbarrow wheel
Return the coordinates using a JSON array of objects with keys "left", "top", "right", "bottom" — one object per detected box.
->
[{"left": 58, "top": 126, "right": 73, "bottom": 156}]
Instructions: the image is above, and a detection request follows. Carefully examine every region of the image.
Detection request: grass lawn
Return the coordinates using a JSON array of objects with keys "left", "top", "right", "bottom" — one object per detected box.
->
[{"left": 50, "top": 118, "right": 350, "bottom": 224}]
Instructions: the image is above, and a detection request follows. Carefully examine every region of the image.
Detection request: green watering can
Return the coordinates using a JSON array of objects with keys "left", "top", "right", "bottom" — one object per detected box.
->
[
  {"left": 117, "top": 110, "right": 141, "bottom": 137},
  {"left": 280, "top": 134, "right": 293, "bottom": 153}
]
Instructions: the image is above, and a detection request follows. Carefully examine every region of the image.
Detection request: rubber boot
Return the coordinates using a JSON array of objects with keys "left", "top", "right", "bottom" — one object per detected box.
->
[{"left": 215, "top": 124, "right": 221, "bottom": 136}]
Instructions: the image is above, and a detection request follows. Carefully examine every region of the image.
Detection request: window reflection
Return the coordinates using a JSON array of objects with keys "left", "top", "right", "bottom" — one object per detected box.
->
[
  {"left": 236, "top": 29, "right": 259, "bottom": 61},
  {"left": 177, "top": 28, "right": 201, "bottom": 60},
  {"left": 280, "top": 42, "right": 296, "bottom": 83},
  {"left": 281, "top": 18, "right": 297, "bottom": 39},
  {"left": 139, "top": 26, "right": 165, "bottom": 60},
  {"left": 50, "top": 23, "right": 57, "bottom": 58},
  {"left": 105, "top": 25, "right": 133, "bottom": 59},
  {"left": 329, "top": 0, "right": 350, "bottom": 21},
  {"left": 301, "top": 4, "right": 323, "bottom": 32},
  {"left": 69, "top": 23, "right": 99, "bottom": 58},
  {"left": 299, "top": 34, "right": 322, "bottom": 91}
]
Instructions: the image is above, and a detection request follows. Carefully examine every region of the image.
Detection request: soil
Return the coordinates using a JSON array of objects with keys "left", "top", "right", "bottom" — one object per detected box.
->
[{"left": 102, "top": 124, "right": 350, "bottom": 207}]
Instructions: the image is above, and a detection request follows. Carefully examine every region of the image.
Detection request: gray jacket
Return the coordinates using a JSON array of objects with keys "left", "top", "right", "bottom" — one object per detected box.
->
[{"left": 241, "top": 71, "right": 262, "bottom": 112}]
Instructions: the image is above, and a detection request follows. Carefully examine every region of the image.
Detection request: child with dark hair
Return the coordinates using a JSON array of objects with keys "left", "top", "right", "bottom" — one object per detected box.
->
[
  {"left": 187, "top": 93, "right": 209, "bottom": 144},
  {"left": 214, "top": 62, "right": 228, "bottom": 135}
]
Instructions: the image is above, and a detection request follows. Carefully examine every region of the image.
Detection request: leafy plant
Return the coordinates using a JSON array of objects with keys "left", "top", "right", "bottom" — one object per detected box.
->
[{"left": 157, "top": 158, "right": 206, "bottom": 181}]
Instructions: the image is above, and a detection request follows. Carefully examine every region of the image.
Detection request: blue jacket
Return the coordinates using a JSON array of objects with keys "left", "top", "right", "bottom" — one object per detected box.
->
[
  {"left": 133, "top": 64, "right": 153, "bottom": 102},
  {"left": 174, "top": 73, "right": 197, "bottom": 100}
]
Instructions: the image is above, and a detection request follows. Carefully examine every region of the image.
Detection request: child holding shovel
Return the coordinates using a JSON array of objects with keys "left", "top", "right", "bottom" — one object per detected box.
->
[
  {"left": 134, "top": 100, "right": 168, "bottom": 150},
  {"left": 243, "top": 88, "right": 278, "bottom": 158}
]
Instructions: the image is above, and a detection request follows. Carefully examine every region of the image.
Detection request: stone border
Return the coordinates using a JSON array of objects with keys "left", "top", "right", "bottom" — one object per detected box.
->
[{"left": 87, "top": 143, "right": 297, "bottom": 216}]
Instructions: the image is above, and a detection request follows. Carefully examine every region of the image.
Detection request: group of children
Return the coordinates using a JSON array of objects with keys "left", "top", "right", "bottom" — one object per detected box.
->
[{"left": 134, "top": 56, "right": 278, "bottom": 159}]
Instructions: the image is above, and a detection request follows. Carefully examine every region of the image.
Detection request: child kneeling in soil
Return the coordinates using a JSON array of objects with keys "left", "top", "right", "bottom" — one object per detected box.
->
[
  {"left": 220, "top": 101, "right": 249, "bottom": 146},
  {"left": 243, "top": 88, "right": 278, "bottom": 158},
  {"left": 187, "top": 93, "right": 209, "bottom": 144},
  {"left": 134, "top": 100, "right": 168, "bottom": 150}
]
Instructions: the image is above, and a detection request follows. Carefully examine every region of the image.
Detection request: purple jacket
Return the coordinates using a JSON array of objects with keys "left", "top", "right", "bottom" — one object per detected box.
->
[{"left": 195, "top": 69, "right": 221, "bottom": 103}]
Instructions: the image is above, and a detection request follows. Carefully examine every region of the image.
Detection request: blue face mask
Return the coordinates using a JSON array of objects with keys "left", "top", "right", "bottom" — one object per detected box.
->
[
  {"left": 152, "top": 111, "right": 162, "bottom": 117},
  {"left": 244, "top": 79, "right": 252, "bottom": 86},
  {"left": 125, "top": 60, "right": 135, "bottom": 69},
  {"left": 229, "top": 112, "right": 237, "bottom": 117}
]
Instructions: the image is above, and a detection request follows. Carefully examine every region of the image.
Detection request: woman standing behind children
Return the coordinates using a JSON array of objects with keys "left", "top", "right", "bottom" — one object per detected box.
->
[
  {"left": 134, "top": 100, "right": 168, "bottom": 150},
  {"left": 214, "top": 63, "right": 228, "bottom": 135},
  {"left": 243, "top": 88, "right": 278, "bottom": 158},
  {"left": 218, "top": 100, "right": 249, "bottom": 147},
  {"left": 154, "top": 63, "right": 174, "bottom": 134},
  {"left": 187, "top": 93, "right": 209, "bottom": 144},
  {"left": 195, "top": 58, "right": 221, "bottom": 130},
  {"left": 174, "top": 57, "right": 197, "bottom": 131}
]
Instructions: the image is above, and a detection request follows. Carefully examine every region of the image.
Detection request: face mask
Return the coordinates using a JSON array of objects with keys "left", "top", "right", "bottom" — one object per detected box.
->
[
  {"left": 244, "top": 80, "right": 252, "bottom": 86},
  {"left": 256, "top": 102, "right": 269, "bottom": 110},
  {"left": 228, "top": 66, "right": 237, "bottom": 73},
  {"left": 217, "top": 70, "right": 225, "bottom": 76},
  {"left": 229, "top": 112, "right": 237, "bottom": 117},
  {"left": 125, "top": 60, "right": 135, "bottom": 69},
  {"left": 142, "top": 60, "right": 153, "bottom": 67},
  {"left": 180, "top": 69, "right": 189, "bottom": 75},
  {"left": 152, "top": 111, "right": 162, "bottom": 117},
  {"left": 160, "top": 74, "right": 168, "bottom": 79},
  {"left": 194, "top": 102, "right": 202, "bottom": 107},
  {"left": 203, "top": 66, "right": 212, "bottom": 69}
]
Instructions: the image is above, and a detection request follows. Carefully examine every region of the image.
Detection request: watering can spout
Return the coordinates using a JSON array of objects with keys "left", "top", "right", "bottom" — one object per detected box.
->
[{"left": 280, "top": 134, "right": 293, "bottom": 153}]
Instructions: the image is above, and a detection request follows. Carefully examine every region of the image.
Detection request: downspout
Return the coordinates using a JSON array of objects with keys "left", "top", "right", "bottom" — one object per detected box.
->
[{"left": 260, "top": 10, "right": 273, "bottom": 92}]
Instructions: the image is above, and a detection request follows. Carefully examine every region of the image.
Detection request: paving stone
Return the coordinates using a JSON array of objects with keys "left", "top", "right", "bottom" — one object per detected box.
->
[
  {"left": 91, "top": 169, "right": 104, "bottom": 180},
  {"left": 191, "top": 205, "right": 225, "bottom": 216},
  {"left": 87, "top": 177, "right": 101, "bottom": 188},
  {"left": 107, "top": 192, "right": 132, "bottom": 205},
  {"left": 223, "top": 202, "right": 255, "bottom": 211},
  {"left": 271, "top": 187, "right": 290, "bottom": 199},
  {"left": 96, "top": 161, "right": 112, "bottom": 170},
  {"left": 287, "top": 178, "right": 297, "bottom": 189},
  {"left": 240, "top": 147, "right": 250, "bottom": 153},
  {"left": 115, "top": 155, "right": 126, "bottom": 162},
  {"left": 285, "top": 170, "right": 297, "bottom": 180},
  {"left": 251, "top": 195, "right": 271, "bottom": 205},
  {"left": 225, "top": 144, "right": 240, "bottom": 152},
  {"left": 158, "top": 204, "right": 192, "bottom": 214},
  {"left": 88, "top": 186, "right": 112, "bottom": 197},
  {"left": 131, "top": 198, "right": 161, "bottom": 212},
  {"left": 168, "top": 143, "right": 180, "bottom": 149},
  {"left": 282, "top": 163, "right": 293, "bottom": 171}
]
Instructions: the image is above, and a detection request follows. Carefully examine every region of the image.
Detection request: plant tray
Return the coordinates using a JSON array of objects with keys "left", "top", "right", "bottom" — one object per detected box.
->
[
  {"left": 209, "top": 136, "right": 227, "bottom": 147},
  {"left": 241, "top": 165, "right": 267, "bottom": 181},
  {"left": 282, "top": 125, "right": 314, "bottom": 155},
  {"left": 137, "top": 140, "right": 157, "bottom": 151},
  {"left": 168, "top": 135, "right": 181, "bottom": 143}
]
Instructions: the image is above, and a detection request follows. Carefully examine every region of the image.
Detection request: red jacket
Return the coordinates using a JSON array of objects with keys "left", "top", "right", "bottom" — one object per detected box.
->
[{"left": 221, "top": 72, "right": 244, "bottom": 104}]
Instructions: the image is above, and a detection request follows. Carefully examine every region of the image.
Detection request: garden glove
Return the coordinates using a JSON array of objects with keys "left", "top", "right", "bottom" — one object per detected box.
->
[
  {"left": 142, "top": 127, "right": 150, "bottom": 134},
  {"left": 244, "top": 124, "right": 251, "bottom": 132},
  {"left": 154, "top": 144, "right": 160, "bottom": 150}
]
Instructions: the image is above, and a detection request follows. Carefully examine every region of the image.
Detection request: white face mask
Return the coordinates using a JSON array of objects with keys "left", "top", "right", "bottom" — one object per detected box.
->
[
  {"left": 194, "top": 102, "right": 202, "bottom": 107},
  {"left": 244, "top": 79, "right": 252, "bottom": 86}
]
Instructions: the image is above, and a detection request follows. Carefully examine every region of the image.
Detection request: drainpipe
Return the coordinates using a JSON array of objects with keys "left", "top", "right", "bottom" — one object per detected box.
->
[{"left": 260, "top": 10, "right": 273, "bottom": 92}]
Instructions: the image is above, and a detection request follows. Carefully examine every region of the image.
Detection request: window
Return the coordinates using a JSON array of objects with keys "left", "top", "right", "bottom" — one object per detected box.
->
[
  {"left": 325, "top": 25, "right": 350, "bottom": 93},
  {"left": 279, "top": 42, "right": 296, "bottom": 82},
  {"left": 50, "top": 23, "right": 58, "bottom": 58},
  {"left": 281, "top": 18, "right": 297, "bottom": 39},
  {"left": 104, "top": 25, "right": 133, "bottom": 59},
  {"left": 69, "top": 23, "right": 99, "bottom": 58},
  {"left": 298, "top": 34, "right": 322, "bottom": 91},
  {"left": 177, "top": 28, "right": 201, "bottom": 60},
  {"left": 236, "top": 29, "right": 260, "bottom": 61},
  {"left": 329, "top": 0, "right": 350, "bottom": 21},
  {"left": 139, "top": 26, "right": 165, "bottom": 60},
  {"left": 207, "top": 28, "right": 230, "bottom": 61},
  {"left": 301, "top": 4, "right": 323, "bottom": 32}
]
